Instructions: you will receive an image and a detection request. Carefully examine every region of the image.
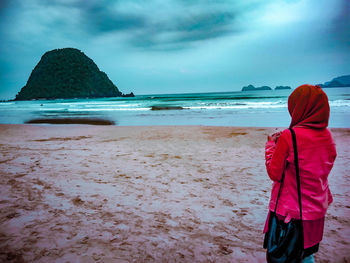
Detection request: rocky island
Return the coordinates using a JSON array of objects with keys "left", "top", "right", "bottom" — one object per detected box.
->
[
  {"left": 241, "top": 85, "right": 272, "bottom": 91},
  {"left": 318, "top": 75, "right": 350, "bottom": 88},
  {"left": 15, "top": 48, "right": 133, "bottom": 100}
]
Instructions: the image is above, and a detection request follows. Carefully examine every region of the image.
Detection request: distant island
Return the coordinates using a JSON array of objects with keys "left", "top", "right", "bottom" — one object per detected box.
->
[
  {"left": 241, "top": 85, "right": 272, "bottom": 91},
  {"left": 318, "top": 75, "right": 350, "bottom": 88},
  {"left": 15, "top": 48, "right": 134, "bottom": 100},
  {"left": 241, "top": 84, "right": 292, "bottom": 91},
  {"left": 240, "top": 75, "right": 350, "bottom": 92}
]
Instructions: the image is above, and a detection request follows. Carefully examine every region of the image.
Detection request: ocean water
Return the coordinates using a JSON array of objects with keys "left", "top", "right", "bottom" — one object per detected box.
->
[{"left": 0, "top": 88, "right": 349, "bottom": 127}]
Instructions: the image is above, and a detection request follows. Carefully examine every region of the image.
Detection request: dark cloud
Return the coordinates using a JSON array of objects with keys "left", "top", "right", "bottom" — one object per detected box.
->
[
  {"left": 82, "top": 4, "right": 147, "bottom": 33},
  {"left": 0, "top": 0, "right": 242, "bottom": 51},
  {"left": 40, "top": 0, "right": 239, "bottom": 50},
  {"left": 0, "top": 0, "right": 9, "bottom": 11},
  {"left": 176, "top": 11, "right": 235, "bottom": 34},
  {"left": 331, "top": 0, "right": 350, "bottom": 46},
  {"left": 126, "top": 10, "right": 236, "bottom": 50}
]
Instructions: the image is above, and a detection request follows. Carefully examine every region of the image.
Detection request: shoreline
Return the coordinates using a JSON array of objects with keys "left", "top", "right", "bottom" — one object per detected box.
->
[
  {"left": 3, "top": 123, "right": 350, "bottom": 132},
  {"left": 0, "top": 125, "right": 349, "bottom": 262}
]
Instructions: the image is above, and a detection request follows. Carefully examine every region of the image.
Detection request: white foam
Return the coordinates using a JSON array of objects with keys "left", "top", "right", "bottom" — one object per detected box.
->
[
  {"left": 329, "top": 100, "right": 350, "bottom": 107},
  {"left": 67, "top": 107, "right": 150, "bottom": 111}
]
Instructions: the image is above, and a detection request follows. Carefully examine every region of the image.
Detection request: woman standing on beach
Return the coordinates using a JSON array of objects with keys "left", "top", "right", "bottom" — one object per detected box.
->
[{"left": 264, "top": 85, "right": 337, "bottom": 262}]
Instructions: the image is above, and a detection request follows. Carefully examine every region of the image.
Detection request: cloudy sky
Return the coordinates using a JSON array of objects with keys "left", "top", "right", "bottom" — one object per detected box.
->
[{"left": 0, "top": 0, "right": 349, "bottom": 99}]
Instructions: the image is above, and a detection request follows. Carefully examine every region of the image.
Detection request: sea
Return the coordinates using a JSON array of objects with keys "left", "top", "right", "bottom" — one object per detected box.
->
[{"left": 0, "top": 88, "right": 349, "bottom": 127}]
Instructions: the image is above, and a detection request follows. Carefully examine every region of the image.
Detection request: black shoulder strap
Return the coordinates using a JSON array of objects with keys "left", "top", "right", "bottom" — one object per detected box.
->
[
  {"left": 273, "top": 129, "right": 303, "bottom": 223},
  {"left": 289, "top": 128, "right": 303, "bottom": 222}
]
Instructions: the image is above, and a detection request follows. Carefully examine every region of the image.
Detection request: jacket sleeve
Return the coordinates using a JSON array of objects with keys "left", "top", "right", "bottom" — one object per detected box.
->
[{"left": 265, "top": 131, "right": 289, "bottom": 182}]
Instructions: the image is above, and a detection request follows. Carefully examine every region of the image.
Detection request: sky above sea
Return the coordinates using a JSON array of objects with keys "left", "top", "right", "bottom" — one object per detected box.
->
[{"left": 0, "top": 0, "right": 349, "bottom": 100}]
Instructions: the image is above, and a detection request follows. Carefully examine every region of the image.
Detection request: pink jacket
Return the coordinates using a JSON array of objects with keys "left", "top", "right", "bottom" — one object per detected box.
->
[{"left": 265, "top": 127, "right": 336, "bottom": 221}]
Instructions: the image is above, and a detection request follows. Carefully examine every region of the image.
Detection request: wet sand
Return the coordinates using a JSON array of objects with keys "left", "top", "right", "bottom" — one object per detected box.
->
[{"left": 0, "top": 125, "right": 349, "bottom": 262}]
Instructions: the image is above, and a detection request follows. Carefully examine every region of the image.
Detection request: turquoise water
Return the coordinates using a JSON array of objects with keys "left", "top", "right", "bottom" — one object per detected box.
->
[{"left": 0, "top": 88, "right": 349, "bottom": 127}]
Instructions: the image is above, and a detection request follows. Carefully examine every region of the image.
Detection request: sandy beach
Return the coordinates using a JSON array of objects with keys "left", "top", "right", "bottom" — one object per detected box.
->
[{"left": 0, "top": 125, "right": 349, "bottom": 262}]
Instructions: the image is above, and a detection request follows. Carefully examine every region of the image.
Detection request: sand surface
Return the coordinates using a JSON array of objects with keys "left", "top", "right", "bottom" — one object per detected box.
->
[{"left": 0, "top": 125, "right": 349, "bottom": 262}]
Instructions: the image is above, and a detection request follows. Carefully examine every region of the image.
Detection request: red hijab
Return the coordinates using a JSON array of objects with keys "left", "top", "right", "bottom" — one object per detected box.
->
[{"left": 288, "top": 84, "right": 330, "bottom": 129}]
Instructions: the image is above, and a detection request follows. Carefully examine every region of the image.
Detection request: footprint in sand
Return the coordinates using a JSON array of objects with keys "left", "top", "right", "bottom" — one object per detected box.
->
[{"left": 72, "top": 196, "right": 84, "bottom": 206}]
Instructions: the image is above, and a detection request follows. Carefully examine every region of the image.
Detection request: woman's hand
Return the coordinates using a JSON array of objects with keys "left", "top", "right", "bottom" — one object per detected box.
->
[{"left": 267, "top": 131, "right": 282, "bottom": 143}]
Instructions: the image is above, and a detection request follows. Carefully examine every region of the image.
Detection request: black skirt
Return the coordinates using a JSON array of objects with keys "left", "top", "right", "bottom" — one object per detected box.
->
[{"left": 303, "top": 243, "right": 319, "bottom": 258}]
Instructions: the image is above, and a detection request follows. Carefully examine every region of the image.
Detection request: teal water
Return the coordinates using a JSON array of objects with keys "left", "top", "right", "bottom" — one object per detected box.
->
[{"left": 0, "top": 88, "right": 349, "bottom": 127}]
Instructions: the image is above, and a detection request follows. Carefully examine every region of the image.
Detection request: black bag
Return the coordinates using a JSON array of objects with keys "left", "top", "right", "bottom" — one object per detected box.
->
[{"left": 263, "top": 128, "right": 304, "bottom": 263}]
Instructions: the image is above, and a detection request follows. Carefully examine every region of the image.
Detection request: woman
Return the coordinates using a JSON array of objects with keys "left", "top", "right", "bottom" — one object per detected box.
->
[{"left": 264, "top": 85, "right": 337, "bottom": 262}]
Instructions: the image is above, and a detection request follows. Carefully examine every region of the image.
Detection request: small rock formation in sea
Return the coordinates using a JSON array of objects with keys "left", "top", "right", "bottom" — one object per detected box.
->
[
  {"left": 121, "top": 92, "right": 135, "bottom": 97},
  {"left": 150, "top": 106, "right": 184, "bottom": 110},
  {"left": 25, "top": 118, "right": 114, "bottom": 125},
  {"left": 318, "top": 75, "right": 350, "bottom": 88},
  {"left": 241, "top": 85, "right": 272, "bottom": 91},
  {"left": 275, "top": 86, "right": 291, "bottom": 90},
  {"left": 15, "top": 48, "right": 126, "bottom": 100}
]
